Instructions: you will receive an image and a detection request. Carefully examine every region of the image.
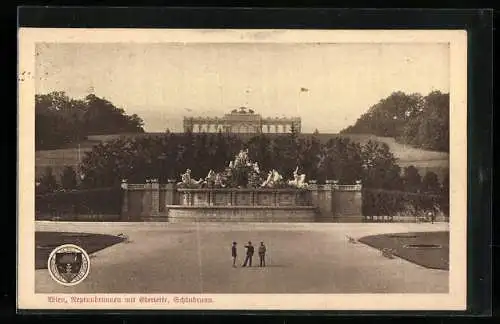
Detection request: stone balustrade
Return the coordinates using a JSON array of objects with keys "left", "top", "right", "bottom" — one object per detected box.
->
[{"left": 177, "top": 188, "right": 312, "bottom": 207}]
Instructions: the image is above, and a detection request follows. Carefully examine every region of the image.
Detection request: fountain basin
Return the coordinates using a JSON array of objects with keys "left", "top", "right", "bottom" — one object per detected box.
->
[{"left": 164, "top": 205, "right": 318, "bottom": 223}]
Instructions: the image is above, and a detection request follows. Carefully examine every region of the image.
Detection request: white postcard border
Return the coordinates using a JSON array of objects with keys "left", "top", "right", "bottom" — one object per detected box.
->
[{"left": 18, "top": 28, "right": 467, "bottom": 311}]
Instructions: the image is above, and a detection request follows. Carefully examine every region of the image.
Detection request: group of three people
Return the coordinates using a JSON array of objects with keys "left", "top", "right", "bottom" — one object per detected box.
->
[{"left": 232, "top": 241, "right": 267, "bottom": 267}]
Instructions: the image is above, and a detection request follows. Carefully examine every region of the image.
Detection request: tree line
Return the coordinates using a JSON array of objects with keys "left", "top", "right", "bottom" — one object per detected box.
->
[
  {"left": 36, "top": 130, "right": 449, "bottom": 216},
  {"left": 37, "top": 130, "right": 448, "bottom": 194},
  {"left": 36, "top": 92, "right": 145, "bottom": 150},
  {"left": 341, "top": 91, "right": 449, "bottom": 152}
]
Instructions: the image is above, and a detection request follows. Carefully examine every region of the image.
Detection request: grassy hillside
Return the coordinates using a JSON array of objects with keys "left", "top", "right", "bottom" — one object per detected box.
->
[
  {"left": 338, "top": 134, "right": 449, "bottom": 181},
  {"left": 35, "top": 132, "right": 449, "bottom": 182}
]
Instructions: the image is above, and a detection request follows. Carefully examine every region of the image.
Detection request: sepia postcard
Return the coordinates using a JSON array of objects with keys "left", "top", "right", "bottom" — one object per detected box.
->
[{"left": 18, "top": 28, "right": 467, "bottom": 311}]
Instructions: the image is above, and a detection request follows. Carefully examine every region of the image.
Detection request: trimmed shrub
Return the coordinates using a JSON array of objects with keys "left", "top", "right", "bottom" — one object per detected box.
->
[
  {"left": 35, "top": 187, "right": 122, "bottom": 220},
  {"left": 362, "top": 188, "right": 447, "bottom": 217}
]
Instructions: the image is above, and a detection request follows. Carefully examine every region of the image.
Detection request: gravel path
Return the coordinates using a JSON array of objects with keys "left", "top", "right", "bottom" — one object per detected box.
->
[{"left": 35, "top": 221, "right": 449, "bottom": 294}]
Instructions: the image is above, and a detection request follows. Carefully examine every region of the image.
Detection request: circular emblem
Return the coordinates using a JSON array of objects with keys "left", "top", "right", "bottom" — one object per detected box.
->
[{"left": 47, "top": 244, "right": 90, "bottom": 286}]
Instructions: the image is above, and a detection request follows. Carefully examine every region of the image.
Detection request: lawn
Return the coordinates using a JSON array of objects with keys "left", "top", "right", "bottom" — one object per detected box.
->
[
  {"left": 35, "top": 232, "right": 125, "bottom": 270},
  {"left": 357, "top": 231, "right": 449, "bottom": 270}
]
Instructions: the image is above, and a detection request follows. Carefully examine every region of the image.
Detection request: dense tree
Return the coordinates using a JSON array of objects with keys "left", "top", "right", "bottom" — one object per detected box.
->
[
  {"left": 61, "top": 166, "right": 77, "bottom": 190},
  {"left": 440, "top": 171, "right": 450, "bottom": 215},
  {"left": 45, "top": 131, "right": 450, "bottom": 216},
  {"left": 247, "top": 134, "right": 273, "bottom": 171},
  {"left": 360, "top": 140, "right": 402, "bottom": 190},
  {"left": 78, "top": 133, "right": 403, "bottom": 191},
  {"left": 441, "top": 171, "right": 449, "bottom": 195},
  {"left": 402, "top": 165, "right": 422, "bottom": 193},
  {"left": 38, "top": 167, "right": 58, "bottom": 192},
  {"left": 341, "top": 91, "right": 449, "bottom": 152},
  {"left": 421, "top": 171, "right": 441, "bottom": 194},
  {"left": 35, "top": 92, "right": 145, "bottom": 150}
]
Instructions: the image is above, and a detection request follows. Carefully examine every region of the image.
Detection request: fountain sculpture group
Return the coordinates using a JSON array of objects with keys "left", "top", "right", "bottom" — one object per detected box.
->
[
  {"left": 121, "top": 149, "right": 363, "bottom": 223},
  {"left": 177, "top": 149, "right": 309, "bottom": 190}
]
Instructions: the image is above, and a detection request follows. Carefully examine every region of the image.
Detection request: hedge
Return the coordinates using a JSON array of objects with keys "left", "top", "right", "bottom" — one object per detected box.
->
[
  {"left": 362, "top": 188, "right": 448, "bottom": 216},
  {"left": 35, "top": 187, "right": 122, "bottom": 219}
]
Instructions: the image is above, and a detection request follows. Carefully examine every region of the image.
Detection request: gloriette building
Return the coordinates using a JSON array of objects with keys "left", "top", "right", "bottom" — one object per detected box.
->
[{"left": 183, "top": 107, "right": 301, "bottom": 134}]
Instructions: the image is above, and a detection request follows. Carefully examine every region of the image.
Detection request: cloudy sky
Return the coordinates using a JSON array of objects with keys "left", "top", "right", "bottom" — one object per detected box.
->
[{"left": 36, "top": 41, "right": 449, "bottom": 133}]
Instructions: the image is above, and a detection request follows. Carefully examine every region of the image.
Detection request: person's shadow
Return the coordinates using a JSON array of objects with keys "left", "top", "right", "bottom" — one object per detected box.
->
[{"left": 244, "top": 264, "right": 287, "bottom": 269}]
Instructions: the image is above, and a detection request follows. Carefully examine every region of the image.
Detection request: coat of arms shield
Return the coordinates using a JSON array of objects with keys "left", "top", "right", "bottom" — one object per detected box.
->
[{"left": 48, "top": 244, "right": 90, "bottom": 286}]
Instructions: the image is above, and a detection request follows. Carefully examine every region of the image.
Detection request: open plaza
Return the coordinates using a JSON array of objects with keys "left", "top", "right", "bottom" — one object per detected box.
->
[{"left": 35, "top": 221, "right": 449, "bottom": 294}]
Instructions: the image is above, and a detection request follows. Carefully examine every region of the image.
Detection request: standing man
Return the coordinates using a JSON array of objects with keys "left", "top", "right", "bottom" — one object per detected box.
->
[
  {"left": 258, "top": 241, "right": 267, "bottom": 267},
  {"left": 242, "top": 241, "right": 254, "bottom": 267},
  {"left": 231, "top": 242, "right": 238, "bottom": 267}
]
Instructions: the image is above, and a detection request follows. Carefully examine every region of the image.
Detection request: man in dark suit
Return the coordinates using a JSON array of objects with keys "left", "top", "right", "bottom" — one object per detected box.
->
[
  {"left": 242, "top": 241, "right": 254, "bottom": 267},
  {"left": 258, "top": 241, "right": 267, "bottom": 267},
  {"left": 231, "top": 242, "right": 237, "bottom": 267}
]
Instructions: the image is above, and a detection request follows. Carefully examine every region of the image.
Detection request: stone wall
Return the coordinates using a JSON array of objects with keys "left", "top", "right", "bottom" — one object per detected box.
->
[
  {"left": 177, "top": 188, "right": 312, "bottom": 207},
  {"left": 166, "top": 206, "right": 317, "bottom": 223}
]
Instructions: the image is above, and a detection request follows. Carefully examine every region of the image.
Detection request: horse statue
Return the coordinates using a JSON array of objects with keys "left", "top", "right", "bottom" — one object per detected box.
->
[
  {"left": 272, "top": 169, "right": 283, "bottom": 184},
  {"left": 260, "top": 171, "right": 273, "bottom": 188},
  {"left": 288, "top": 166, "right": 308, "bottom": 188},
  {"left": 261, "top": 169, "right": 283, "bottom": 188},
  {"left": 177, "top": 169, "right": 204, "bottom": 188}
]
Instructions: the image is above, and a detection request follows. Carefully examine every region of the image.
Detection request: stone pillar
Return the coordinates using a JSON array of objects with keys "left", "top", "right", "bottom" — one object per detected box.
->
[
  {"left": 331, "top": 180, "right": 363, "bottom": 222},
  {"left": 309, "top": 180, "right": 318, "bottom": 207},
  {"left": 310, "top": 180, "right": 334, "bottom": 221},
  {"left": 150, "top": 179, "right": 160, "bottom": 216},
  {"left": 324, "top": 180, "right": 334, "bottom": 217},
  {"left": 181, "top": 191, "right": 189, "bottom": 205},
  {"left": 209, "top": 190, "right": 215, "bottom": 206},
  {"left": 229, "top": 191, "right": 235, "bottom": 206},
  {"left": 121, "top": 179, "right": 129, "bottom": 219},
  {"left": 267, "top": 124, "right": 270, "bottom": 133},
  {"left": 355, "top": 180, "right": 362, "bottom": 191},
  {"left": 198, "top": 124, "right": 202, "bottom": 133},
  {"left": 142, "top": 179, "right": 152, "bottom": 217},
  {"left": 165, "top": 179, "right": 177, "bottom": 209}
]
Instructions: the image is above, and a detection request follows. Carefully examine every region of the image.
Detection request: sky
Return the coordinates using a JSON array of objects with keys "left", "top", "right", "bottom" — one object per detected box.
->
[{"left": 35, "top": 42, "right": 450, "bottom": 133}]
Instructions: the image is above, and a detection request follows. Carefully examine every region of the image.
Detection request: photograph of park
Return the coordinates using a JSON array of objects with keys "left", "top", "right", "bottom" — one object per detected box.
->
[{"left": 29, "top": 32, "right": 455, "bottom": 298}]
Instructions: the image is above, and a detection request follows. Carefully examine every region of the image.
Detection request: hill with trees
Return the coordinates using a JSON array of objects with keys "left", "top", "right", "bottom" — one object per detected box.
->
[
  {"left": 340, "top": 91, "right": 449, "bottom": 152},
  {"left": 36, "top": 92, "right": 145, "bottom": 150}
]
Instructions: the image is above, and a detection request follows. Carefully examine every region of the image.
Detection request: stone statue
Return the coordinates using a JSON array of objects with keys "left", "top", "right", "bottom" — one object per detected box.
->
[
  {"left": 272, "top": 169, "right": 283, "bottom": 184},
  {"left": 233, "top": 149, "right": 250, "bottom": 168},
  {"left": 288, "top": 166, "right": 308, "bottom": 188},
  {"left": 261, "top": 171, "right": 274, "bottom": 188},
  {"left": 252, "top": 162, "right": 260, "bottom": 174},
  {"left": 204, "top": 169, "right": 216, "bottom": 187},
  {"left": 214, "top": 173, "right": 226, "bottom": 188},
  {"left": 261, "top": 169, "right": 283, "bottom": 188},
  {"left": 177, "top": 169, "right": 204, "bottom": 188}
]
